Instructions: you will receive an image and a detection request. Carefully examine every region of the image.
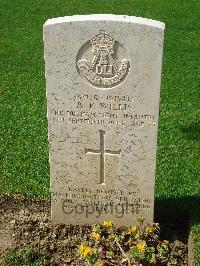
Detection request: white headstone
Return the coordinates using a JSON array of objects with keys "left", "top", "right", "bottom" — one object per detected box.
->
[{"left": 43, "top": 14, "right": 165, "bottom": 226}]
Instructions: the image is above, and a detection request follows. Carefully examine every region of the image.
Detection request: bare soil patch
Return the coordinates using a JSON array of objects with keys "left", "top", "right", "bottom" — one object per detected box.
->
[{"left": 0, "top": 194, "right": 188, "bottom": 265}]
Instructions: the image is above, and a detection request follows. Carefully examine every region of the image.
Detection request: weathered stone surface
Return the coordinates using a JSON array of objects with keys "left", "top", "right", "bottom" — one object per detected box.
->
[{"left": 43, "top": 14, "right": 165, "bottom": 226}]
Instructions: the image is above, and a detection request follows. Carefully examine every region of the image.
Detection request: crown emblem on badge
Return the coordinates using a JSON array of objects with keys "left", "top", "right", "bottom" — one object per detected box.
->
[
  {"left": 90, "top": 30, "right": 115, "bottom": 54},
  {"left": 77, "top": 30, "right": 130, "bottom": 89}
]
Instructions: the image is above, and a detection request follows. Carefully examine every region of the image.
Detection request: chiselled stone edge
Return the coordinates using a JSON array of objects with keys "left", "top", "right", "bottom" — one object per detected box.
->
[{"left": 44, "top": 14, "right": 165, "bottom": 30}]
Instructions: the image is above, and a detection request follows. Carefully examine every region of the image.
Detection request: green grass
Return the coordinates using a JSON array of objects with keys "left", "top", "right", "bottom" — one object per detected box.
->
[
  {"left": 4, "top": 248, "right": 46, "bottom": 266},
  {"left": 0, "top": 0, "right": 199, "bottom": 263}
]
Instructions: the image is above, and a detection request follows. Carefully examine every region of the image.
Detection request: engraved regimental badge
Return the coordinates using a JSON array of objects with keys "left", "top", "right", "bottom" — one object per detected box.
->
[{"left": 76, "top": 30, "right": 130, "bottom": 89}]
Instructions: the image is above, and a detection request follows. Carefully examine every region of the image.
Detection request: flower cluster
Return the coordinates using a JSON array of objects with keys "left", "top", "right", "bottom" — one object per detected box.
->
[
  {"left": 103, "top": 221, "right": 113, "bottom": 227},
  {"left": 78, "top": 217, "right": 184, "bottom": 265},
  {"left": 136, "top": 241, "right": 147, "bottom": 253},
  {"left": 80, "top": 245, "right": 93, "bottom": 257},
  {"left": 79, "top": 243, "right": 99, "bottom": 265}
]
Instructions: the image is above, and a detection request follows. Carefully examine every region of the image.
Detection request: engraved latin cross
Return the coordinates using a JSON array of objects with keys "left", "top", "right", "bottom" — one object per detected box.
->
[{"left": 85, "top": 130, "right": 121, "bottom": 185}]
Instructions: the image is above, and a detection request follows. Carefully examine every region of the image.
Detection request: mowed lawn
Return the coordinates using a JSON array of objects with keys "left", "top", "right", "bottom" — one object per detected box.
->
[{"left": 0, "top": 0, "right": 199, "bottom": 263}]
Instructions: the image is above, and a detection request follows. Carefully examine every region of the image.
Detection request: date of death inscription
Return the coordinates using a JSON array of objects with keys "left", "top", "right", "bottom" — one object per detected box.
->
[{"left": 52, "top": 187, "right": 152, "bottom": 218}]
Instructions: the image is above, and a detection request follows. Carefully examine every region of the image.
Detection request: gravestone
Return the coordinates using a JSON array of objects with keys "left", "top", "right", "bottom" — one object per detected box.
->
[{"left": 43, "top": 14, "right": 165, "bottom": 226}]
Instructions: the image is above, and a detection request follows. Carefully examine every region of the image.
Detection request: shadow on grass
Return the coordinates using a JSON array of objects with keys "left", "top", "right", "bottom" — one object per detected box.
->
[
  {"left": 155, "top": 196, "right": 200, "bottom": 242},
  {"left": 155, "top": 196, "right": 200, "bottom": 223},
  {"left": 180, "top": 122, "right": 200, "bottom": 141}
]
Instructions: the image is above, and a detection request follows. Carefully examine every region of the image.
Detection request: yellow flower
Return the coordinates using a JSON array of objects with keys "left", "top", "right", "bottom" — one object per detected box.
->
[
  {"left": 162, "top": 240, "right": 169, "bottom": 245},
  {"left": 103, "top": 221, "right": 113, "bottom": 227},
  {"left": 146, "top": 226, "right": 154, "bottom": 233},
  {"left": 80, "top": 245, "right": 93, "bottom": 257},
  {"left": 136, "top": 241, "right": 146, "bottom": 253},
  {"left": 91, "top": 232, "right": 101, "bottom": 240},
  {"left": 128, "top": 226, "right": 137, "bottom": 234},
  {"left": 80, "top": 245, "right": 85, "bottom": 254}
]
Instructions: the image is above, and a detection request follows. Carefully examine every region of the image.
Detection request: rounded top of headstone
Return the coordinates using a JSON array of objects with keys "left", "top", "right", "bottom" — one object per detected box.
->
[{"left": 44, "top": 14, "right": 165, "bottom": 30}]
